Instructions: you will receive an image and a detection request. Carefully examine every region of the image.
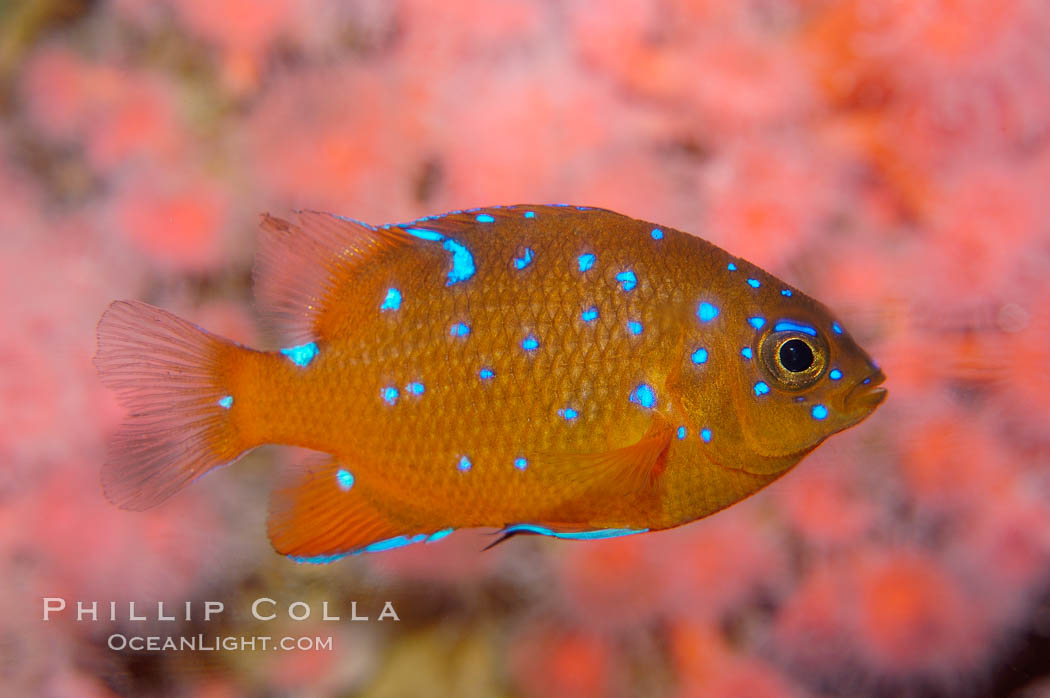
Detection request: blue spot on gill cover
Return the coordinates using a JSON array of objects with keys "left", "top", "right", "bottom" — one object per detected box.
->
[
  {"left": 381, "top": 287, "right": 402, "bottom": 311},
  {"left": 616, "top": 270, "right": 637, "bottom": 291},
  {"left": 741, "top": 347, "right": 752, "bottom": 359},
  {"left": 382, "top": 386, "right": 399, "bottom": 405},
  {"left": 697, "top": 302, "right": 719, "bottom": 322},
  {"left": 514, "top": 247, "right": 534, "bottom": 269},
  {"left": 781, "top": 289, "right": 793, "bottom": 297},
  {"left": 754, "top": 381, "right": 770, "bottom": 396},
  {"left": 451, "top": 322, "right": 470, "bottom": 337},
  {"left": 514, "top": 457, "right": 528, "bottom": 470},
  {"left": 727, "top": 262, "right": 737, "bottom": 271},
  {"left": 627, "top": 321, "right": 643, "bottom": 335},
  {"left": 476, "top": 213, "right": 495, "bottom": 223},
  {"left": 502, "top": 524, "right": 649, "bottom": 540},
  {"left": 629, "top": 384, "right": 657, "bottom": 408},
  {"left": 522, "top": 335, "right": 539, "bottom": 351},
  {"left": 523, "top": 211, "right": 536, "bottom": 218},
  {"left": 833, "top": 322, "right": 843, "bottom": 334},
  {"left": 747, "top": 278, "right": 761, "bottom": 288},
  {"left": 578, "top": 254, "right": 596, "bottom": 272},
  {"left": 691, "top": 348, "right": 708, "bottom": 364},
  {"left": 651, "top": 228, "right": 664, "bottom": 240},
  {"left": 581, "top": 307, "right": 599, "bottom": 322},
  {"left": 829, "top": 369, "right": 843, "bottom": 380},
  {"left": 701, "top": 428, "right": 712, "bottom": 443},
  {"left": 218, "top": 395, "right": 233, "bottom": 409},
  {"left": 280, "top": 341, "right": 319, "bottom": 367},
  {"left": 457, "top": 456, "right": 472, "bottom": 472},
  {"left": 480, "top": 367, "right": 495, "bottom": 380},
  {"left": 336, "top": 468, "right": 354, "bottom": 491},
  {"left": 407, "top": 382, "right": 425, "bottom": 395},
  {"left": 774, "top": 321, "right": 817, "bottom": 336},
  {"left": 748, "top": 317, "right": 766, "bottom": 329},
  {"left": 812, "top": 404, "right": 829, "bottom": 420},
  {"left": 677, "top": 426, "right": 687, "bottom": 440},
  {"left": 558, "top": 407, "right": 579, "bottom": 420}
]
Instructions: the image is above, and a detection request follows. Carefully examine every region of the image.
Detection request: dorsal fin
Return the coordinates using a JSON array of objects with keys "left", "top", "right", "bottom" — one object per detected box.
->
[{"left": 253, "top": 211, "right": 413, "bottom": 343}]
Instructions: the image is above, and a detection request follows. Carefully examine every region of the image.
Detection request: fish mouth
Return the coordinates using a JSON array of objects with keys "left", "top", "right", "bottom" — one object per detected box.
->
[{"left": 845, "top": 368, "right": 887, "bottom": 413}]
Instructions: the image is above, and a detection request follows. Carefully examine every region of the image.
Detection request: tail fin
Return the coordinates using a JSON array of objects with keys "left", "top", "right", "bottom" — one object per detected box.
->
[{"left": 94, "top": 300, "right": 250, "bottom": 510}]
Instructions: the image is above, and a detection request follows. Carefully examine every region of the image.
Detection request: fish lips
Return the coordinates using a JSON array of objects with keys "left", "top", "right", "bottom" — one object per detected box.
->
[{"left": 845, "top": 369, "right": 888, "bottom": 414}]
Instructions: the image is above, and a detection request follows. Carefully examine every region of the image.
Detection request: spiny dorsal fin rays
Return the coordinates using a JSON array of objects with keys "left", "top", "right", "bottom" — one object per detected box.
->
[{"left": 253, "top": 212, "right": 413, "bottom": 344}]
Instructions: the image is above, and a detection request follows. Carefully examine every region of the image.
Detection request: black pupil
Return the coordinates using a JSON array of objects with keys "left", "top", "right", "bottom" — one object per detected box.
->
[{"left": 779, "top": 339, "right": 814, "bottom": 372}]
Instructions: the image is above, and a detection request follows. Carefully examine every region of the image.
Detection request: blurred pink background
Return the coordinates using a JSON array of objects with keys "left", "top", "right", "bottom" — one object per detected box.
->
[{"left": 4, "top": 0, "right": 1050, "bottom": 696}]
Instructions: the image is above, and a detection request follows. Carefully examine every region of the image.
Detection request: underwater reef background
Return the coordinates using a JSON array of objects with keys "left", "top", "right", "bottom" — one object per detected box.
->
[{"left": 2, "top": 1, "right": 1049, "bottom": 696}]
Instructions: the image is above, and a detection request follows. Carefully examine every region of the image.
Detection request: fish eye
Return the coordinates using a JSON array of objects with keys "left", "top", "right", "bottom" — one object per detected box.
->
[
  {"left": 758, "top": 330, "right": 828, "bottom": 390},
  {"left": 779, "top": 339, "right": 814, "bottom": 372}
]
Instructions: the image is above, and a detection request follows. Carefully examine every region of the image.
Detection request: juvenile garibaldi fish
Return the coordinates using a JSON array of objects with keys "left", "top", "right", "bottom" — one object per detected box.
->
[{"left": 95, "top": 205, "right": 886, "bottom": 562}]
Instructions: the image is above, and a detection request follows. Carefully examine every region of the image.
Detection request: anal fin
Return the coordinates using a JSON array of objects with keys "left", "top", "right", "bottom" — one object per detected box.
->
[{"left": 267, "top": 455, "right": 452, "bottom": 563}]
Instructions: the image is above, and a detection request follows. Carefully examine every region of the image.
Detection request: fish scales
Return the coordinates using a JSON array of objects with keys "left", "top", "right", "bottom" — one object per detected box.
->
[{"left": 95, "top": 204, "right": 886, "bottom": 561}]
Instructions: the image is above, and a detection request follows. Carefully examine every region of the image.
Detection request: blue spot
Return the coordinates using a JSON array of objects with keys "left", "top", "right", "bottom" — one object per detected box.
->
[
  {"left": 404, "top": 227, "right": 444, "bottom": 241},
  {"left": 522, "top": 335, "right": 539, "bottom": 351},
  {"left": 442, "top": 239, "right": 476, "bottom": 285},
  {"left": 500, "top": 523, "right": 648, "bottom": 541},
  {"left": 651, "top": 228, "right": 664, "bottom": 240},
  {"left": 627, "top": 321, "right": 643, "bottom": 335},
  {"left": 863, "top": 377, "right": 871, "bottom": 385},
  {"left": 832, "top": 322, "right": 843, "bottom": 335},
  {"left": 578, "top": 254, "right": 596, "bottom": 272},
  {"left": 381, "top": 287, "right": 402, "bottom": 311},
  {"left": 382, "top": 386, "right": 399, "bottom": 405},
  {"left": 336, "top": 468, "right": 354, "bottom": 491},
  {"left": 697, "top": 302, "right": 719, "bottom": 322},
  {"left": 629, "top": 384, "right": 656, "bottom": 408},
  {"left": 748, "top": 317, "right": 766, "bottom": 329},
  {"left": 677, "top": 426, "right": 687, "bottom": 440},
  {"left": 362, "top": 534, "right": 428, "bottom": 553},
  {"left": 727, "top": 262, "right": 737, "bottom": 271},
  {"left": 289, "top": 552, "right": 351, "bottom": 564},
  {"left": 457, "top": 456, "right": 472, "bottom": 472},
  {"left": 781, "top": 289, "right": 793, "bottom": 297},
  {"left": 280, "top": 341, "right": 319, "bottom": 367},
  {"left": 514, "top": 457, "right": 528, "bottom": 470},
  {"left": 774, "top": 321, "right": 817, "bottom": 336},
  {"left": 476, "top": 213, "right": 495, "bottom": 223},
  {"left": 558, "top": 407, "right": 579, "bottom": 420},
  {"left": 581, "top": 307, "right": 599, "bottom": 322},
  {"left": 741, "top": 347, "right": 752, "bottom": 359},
  {"left": 514, "top": 247, "right": 534, "bottom": 269},
  {"left": 616, "top": 270, "right": 637, "bottom": 291},
  {"left": 480, "top": 367, "right": 495, "bottom": 380},
  {"left": 701, "top": 428, "right": 712, "bottom": 443},
  {"left": 747, "top": 278, "right": 761, "bottom": 288},
  {"left": 691, "top": 348, "right": 708, "bottom": 364},
  {"left": 754, "top": 381, "right": 770, "bottom": 396},
  {"left": 426, "top": 528, "right": 454, "bottom": 543},
  {"left": 812, "top": 404, "right": 829, "bottom": 420},
  {"left": 523, "top": 211, "right": 536, "bottom": 219},
  {"left": 407, "top": 382, "right": 425, "bottom": 395},
  {"left": 218, "top": 395, "right": 233, "bottom": 409},
  {"left": 829, "top": 369, "right": 843, "bottom": 380},
  {"left": 450, "top": 322, "right": 470, "bottom": 337}
]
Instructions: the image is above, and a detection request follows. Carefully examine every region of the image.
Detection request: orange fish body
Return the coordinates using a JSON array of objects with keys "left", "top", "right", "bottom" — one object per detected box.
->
[{"left": 96, "top": 205, "right": 885, "bottom": 561}]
